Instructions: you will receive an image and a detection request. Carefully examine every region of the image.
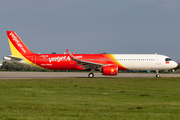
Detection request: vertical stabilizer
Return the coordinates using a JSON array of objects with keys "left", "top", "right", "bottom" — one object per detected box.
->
[{"left": 6, "top": 31, "right": 34, "bottom": 57}]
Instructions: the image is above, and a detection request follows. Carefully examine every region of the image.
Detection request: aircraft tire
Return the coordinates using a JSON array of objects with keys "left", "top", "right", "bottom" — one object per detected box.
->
[
  {"left": 88, "top": 73, "right": 94, "bottom": 78},
  {"left": 156, "top": 74, "right": 160, "bottom": 78}
]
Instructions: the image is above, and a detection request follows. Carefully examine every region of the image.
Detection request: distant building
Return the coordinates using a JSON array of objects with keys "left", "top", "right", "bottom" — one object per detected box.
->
[{"left": 0, "top": 61, "right": 2, "bottom": 68}]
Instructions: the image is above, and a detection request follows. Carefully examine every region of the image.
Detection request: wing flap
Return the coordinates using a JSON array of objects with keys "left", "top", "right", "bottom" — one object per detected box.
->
[{"left": 66, "top": 49, "right": 110, "bottom": 70}]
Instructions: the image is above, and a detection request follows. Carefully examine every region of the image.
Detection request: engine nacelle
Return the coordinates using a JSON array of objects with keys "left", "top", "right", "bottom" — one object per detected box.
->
[{"left": 102, "top": 65, "right": 118, "bottom": 76}]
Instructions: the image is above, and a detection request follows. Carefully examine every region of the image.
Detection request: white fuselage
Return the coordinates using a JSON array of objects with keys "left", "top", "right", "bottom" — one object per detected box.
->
[{"left": 114, "top": 54, "right": 177, "bottom": 70}]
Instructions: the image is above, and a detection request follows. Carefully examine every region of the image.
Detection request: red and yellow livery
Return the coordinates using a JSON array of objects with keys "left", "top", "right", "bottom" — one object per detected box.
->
[{"left": 4, "top": 31, "right": 177, "bottom": 78}]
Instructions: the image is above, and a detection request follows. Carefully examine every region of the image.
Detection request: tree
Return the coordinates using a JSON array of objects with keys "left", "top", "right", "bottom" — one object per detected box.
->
[{"left": 0, "top": 61, "right": 50, "bottom": 71}]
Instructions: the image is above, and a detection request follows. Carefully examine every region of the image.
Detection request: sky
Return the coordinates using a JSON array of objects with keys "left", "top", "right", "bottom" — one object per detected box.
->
[{"left": 0, "top": 0, "right": 180, "bottom": 61}]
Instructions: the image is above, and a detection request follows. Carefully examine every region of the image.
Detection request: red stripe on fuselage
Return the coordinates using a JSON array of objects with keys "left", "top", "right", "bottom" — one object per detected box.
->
[{"left": 24, "top": 54, "right": 128, "bottom": 70}]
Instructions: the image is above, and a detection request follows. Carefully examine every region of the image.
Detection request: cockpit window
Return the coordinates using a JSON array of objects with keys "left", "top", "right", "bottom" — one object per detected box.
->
[{"left": 165, "top": 58, "right": 172, "bottom": 61}]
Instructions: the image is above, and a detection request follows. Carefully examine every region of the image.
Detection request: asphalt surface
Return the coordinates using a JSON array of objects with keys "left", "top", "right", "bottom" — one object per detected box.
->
[{"left": 0, "top": 72, "right": 180, "bottom": 79}]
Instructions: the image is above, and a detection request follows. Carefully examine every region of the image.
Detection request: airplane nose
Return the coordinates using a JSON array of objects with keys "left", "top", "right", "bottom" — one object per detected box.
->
[{"left": 173, "top": 61, "right": 178, "bottom": 68}]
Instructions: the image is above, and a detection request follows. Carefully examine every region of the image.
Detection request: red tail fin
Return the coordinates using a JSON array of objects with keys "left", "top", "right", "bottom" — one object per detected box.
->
[{"left": 6, "top": 31, "right": 34, "bottom": 56}]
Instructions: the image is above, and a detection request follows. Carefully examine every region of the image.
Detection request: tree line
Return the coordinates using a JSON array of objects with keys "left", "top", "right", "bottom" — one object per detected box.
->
[{"left": 0, "top": 61, "right": 51, "bottom": 72}]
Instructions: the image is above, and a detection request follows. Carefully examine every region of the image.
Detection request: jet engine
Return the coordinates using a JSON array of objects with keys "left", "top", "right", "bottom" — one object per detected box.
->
[{"left": 102, "top": 65, "right": 118, "bottom": 75}]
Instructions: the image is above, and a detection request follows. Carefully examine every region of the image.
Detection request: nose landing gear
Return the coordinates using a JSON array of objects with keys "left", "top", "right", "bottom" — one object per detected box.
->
[
  {"left": 156, "top": 74, "right": 160, "bottom": 78},
  {"left": 156, "top": 70, "right": 160, "bottom": 78}
]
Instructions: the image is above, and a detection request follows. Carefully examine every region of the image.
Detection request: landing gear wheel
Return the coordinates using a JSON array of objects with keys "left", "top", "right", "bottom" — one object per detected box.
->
[
  {"left": 88, "top": 73, "right": 94, "bottom": 78},
  {"left": 156, "top": 74, "right": 160, "bottom": 78}
]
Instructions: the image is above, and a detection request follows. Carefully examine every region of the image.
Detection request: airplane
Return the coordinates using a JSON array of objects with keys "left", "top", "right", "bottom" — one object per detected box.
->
[{"left": 3, "top": 31, "right": 177, "bottom": 78}]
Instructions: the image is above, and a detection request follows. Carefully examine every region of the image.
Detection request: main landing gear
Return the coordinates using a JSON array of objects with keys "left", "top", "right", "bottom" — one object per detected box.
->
[
  {"left": 88, "top": 68, "right": 95, "bottom": 78},
  {"left": 156, "top": 70, "right": 160, "bottom": 78},
  {"left": 88, "top": 73, "right": 94, "bottom": 78}
]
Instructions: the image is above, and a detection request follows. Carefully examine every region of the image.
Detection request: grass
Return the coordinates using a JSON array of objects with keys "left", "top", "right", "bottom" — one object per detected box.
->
[{"left": 0, "top": 77, "right": 180, "bottom": 120}]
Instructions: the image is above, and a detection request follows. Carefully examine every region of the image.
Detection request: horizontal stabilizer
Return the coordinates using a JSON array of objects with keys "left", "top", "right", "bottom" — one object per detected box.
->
[{"left": 3, "top": 55, "right": 24, "bottom": 61}]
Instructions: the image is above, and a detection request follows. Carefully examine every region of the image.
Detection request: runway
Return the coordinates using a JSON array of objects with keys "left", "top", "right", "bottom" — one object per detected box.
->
[{"left": 0, "top": 72, "right": 180, "bottom": 79}]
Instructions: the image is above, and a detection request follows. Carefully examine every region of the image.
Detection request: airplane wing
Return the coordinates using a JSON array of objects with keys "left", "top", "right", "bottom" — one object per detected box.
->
[
  {"left": 3, "top": 55, "right": 24, "bottom": 61},
  {"left": 66, "top": 49, "right": 109, "bottom": 70}
]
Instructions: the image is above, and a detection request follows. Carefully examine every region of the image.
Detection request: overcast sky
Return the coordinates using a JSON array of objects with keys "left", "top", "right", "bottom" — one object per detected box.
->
[{"left": 0, "top": 0, "right": 180, "bottom": 61}]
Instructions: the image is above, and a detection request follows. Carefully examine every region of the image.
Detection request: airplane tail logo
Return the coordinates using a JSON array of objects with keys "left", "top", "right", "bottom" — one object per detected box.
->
[{"left": 6, "top": 31, "right": 34, "bottom": 57}]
